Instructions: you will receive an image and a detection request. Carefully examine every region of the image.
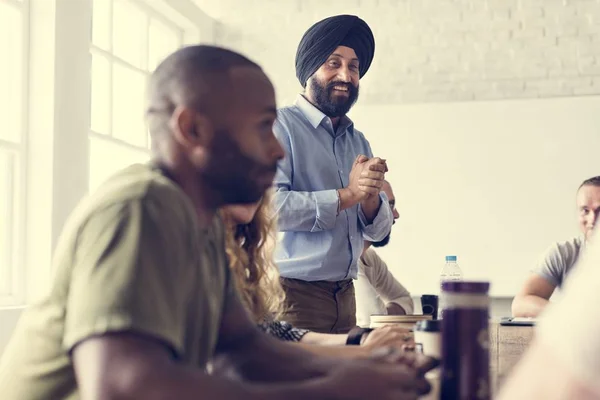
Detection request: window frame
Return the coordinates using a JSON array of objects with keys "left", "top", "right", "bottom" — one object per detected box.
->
[
  {"left": 0, "top": 0, "right": 30, "bottom": 306},
  {"left": 0, "top": 0, "right": 211, "bottom": 310},
  {"left": 88, "top": 0, "right": 188, "bottom": 192}
]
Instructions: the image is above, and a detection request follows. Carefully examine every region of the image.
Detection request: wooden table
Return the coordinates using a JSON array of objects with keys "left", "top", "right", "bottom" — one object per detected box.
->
[{"left": 489, "top": 319, "right": 535, "bottom": 393}]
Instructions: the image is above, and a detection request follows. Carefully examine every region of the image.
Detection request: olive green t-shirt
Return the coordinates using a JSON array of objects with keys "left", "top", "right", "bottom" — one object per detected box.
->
[{"left": 0, "top": 163, "right": 233, "bottom": 399}]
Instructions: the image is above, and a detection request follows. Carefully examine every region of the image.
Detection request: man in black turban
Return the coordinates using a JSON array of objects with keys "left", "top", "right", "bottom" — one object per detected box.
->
[
  {"left": 272, "top": 15, "right": 393, "bottom": 334},
  {"left": 295, "top": 14, "right": 375, "bottom": 119}
]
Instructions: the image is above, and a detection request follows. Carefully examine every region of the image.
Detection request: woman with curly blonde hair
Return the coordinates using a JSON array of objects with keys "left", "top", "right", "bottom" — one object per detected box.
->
[
  {"left": 220, "top": 192, "right": 414, "bottom": 355},
  {"left": 221, "top": 192, "right": 286, "bottom": 322}
]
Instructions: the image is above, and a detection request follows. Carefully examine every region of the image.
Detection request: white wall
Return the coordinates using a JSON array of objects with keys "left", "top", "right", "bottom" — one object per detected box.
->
[
  {"left": 195, "top": 0, "right": 600, "bottom": 296},
  {"left": 195, "top": 0, "right": 600, "bottom": 105},
  {"left": 349, "top": 95, "right": 600, "bottom": 296}
]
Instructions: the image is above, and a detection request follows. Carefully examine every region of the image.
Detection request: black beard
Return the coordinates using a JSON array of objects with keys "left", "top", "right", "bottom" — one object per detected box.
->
[
  {"left": 202, "top": 129, "right": 277, "bottom": 205},
  {"left": 371, "top": 233, "right": 391, "bottom": 248},
  {"left": 308, "top": 79, "right": 359, "bottom": 117}
]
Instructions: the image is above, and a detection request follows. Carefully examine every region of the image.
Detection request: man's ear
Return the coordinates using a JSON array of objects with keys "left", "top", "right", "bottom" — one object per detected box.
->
[{"left": 169, "top": 105, "right": 213, "bottom": 148}]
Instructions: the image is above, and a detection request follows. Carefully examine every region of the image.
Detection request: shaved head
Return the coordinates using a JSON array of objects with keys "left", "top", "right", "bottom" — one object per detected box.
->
[
  {"left": 142, "top": 45, "right": 284, "bottom": 207},
  {"left": 381, "top": 180, "right": 392, "bottom": 197},
  {"left": 145, "top": 45, "right": 261, "bottom": 143},
  {"left": 577, "top": 176, "right": 600, "bottom": 240}
]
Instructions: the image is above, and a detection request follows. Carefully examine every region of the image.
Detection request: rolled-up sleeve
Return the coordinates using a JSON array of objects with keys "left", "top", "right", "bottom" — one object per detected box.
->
[
  {"left": 273, "top": 118, "right": 339, "bottom": 232},
  {"left": 358, "top": 191, "right": 393, "bottom": 242},
  {"left": 370, "top": 252, "right": 414, "bottom": 314},
  {"left": 388, "top": 295, "right": 415, "bottom": 315},
  {"left": 274, "top": 187, "right": 339, "bottom": 232}
]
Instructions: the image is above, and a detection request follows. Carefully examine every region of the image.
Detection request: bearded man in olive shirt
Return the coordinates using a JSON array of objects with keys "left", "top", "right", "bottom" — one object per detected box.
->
[{"left": 0, "top": 45, "right": 435, "bottom": 400}]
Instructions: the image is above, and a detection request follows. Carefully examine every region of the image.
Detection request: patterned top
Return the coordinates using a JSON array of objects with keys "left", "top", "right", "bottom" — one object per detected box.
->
[{"left": 258, "top": 320, "right": 309, "bottom": 342}]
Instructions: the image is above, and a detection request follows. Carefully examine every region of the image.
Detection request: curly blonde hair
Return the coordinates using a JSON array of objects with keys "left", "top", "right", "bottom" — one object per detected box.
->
[{"left": 221, "top": 193, "right": 286, "bottom": 323}]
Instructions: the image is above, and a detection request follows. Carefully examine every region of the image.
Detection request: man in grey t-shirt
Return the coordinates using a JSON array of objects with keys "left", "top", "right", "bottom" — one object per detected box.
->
[
  {"left": 531, "top": 237, "right": 584, "bottom": 288},
  {"left": 512, "top": 176, "right": 600, "bottom": 318}
]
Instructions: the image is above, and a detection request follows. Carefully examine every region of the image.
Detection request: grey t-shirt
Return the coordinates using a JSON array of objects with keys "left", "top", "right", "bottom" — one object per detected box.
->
[{"left": 532, "top": 237, "right": 584, "bottom": 288}]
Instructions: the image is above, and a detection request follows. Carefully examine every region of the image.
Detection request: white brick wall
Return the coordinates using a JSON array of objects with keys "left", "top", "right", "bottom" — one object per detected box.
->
[{"left": 194, "top": 0, "right": 600, "bottom": 104}]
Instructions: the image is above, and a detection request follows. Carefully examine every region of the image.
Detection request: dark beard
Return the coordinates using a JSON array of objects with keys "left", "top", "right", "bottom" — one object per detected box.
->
[
  {"left": 371, "top": 233, "right": 391, "bottom": 248},
  {"left": 202, "top": 129, "right": 277, "bottom": 204},
  {"left": 308, "top": 78, "right": 359, "bottom": 118}
]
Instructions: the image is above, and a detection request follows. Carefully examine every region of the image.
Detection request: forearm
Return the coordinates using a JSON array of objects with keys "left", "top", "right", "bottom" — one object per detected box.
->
[
  {"left": 301, "top": 331, "right": 348, "bottom": 346},
  {"left": 385, "top": 295, "right": 414, "bottom": 315},
  {"left": 76, "top": 338, "right": 329, "bottom": 400},
  {"left": 372, "top": 261, "right": 414, "bottom": 316},
  {"left": 294, "top": 341, "right": 371, "bottom": 359},
  {"left": 247, "top": 380, "right": 335, "bottom": 400},
  {"left": 127, "top": 360, "right": 331, "bottom": 400},
  {"left": 512, "top": 295, "right": 549, "bottom": 318},
  {"left": 359, "top": 194, "right": 381, "bottom": 223},
  {"left": 129, "top": 363, "right": 254, "bottom": 400},
  {"left": 386, "top": 302, "right": 407, "bottom": 316},
  {"left": 215, "top": 327, "right": 329, "bottom": 382},
  {"left": 273, "top": 189, "right": 338, "bottom": 232},
  {"left": 337, "top": 187, "right": 361, "bottom": 211}
]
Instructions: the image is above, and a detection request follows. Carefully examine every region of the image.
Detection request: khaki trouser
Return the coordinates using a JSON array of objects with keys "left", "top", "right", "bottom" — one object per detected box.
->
[{"left": 279, "top": 277, "right": 356, "bottom": 334}]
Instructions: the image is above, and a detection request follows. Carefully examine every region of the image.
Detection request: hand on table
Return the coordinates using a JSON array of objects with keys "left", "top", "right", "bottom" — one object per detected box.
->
[
  {"left": 320, "top": 351, "right": 436, "bottom": 400},
  {"left": 362, "top": 325, "right": 415, "bottom": 352}
]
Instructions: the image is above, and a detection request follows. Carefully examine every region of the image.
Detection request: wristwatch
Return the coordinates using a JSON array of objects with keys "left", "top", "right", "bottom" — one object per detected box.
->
[{"left": 345, "top": 326, "right": 374, "bottom": 345}]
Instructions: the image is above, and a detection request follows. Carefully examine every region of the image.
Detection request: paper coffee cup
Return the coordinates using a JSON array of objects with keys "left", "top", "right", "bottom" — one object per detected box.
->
[
  {"left": 415, "top": 320, "right": 442, "bottom": 399},
  {"left": 414, "top": 320, "right": 442, "bottom": 359}
]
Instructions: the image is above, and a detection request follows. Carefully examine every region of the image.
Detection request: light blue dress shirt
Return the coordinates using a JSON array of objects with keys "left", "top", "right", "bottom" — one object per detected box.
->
[{"left": 272, "top": 95, "right": 393, "bottom": 282}]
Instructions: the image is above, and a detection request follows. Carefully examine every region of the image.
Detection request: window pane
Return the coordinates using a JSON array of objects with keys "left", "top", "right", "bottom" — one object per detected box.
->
[
  {"left": 92, "top": 0, "right": 111, "bottom": 50},
  {"left": 89, "top": 135, "right": 150, "bottom": 192},
  {"left": 0, "top": 150, "right": 16, "bottom": 297},
  {"left": 148, "top": 18, "right": 180, "bottom": 72},
  {"left": 112, "top": 64, "right": 147, "bottom": 147},
  {"left": 90, "top": 54, "right": 111, "bottom": 134},
  {"left": 113, "top": 0, "right": 147, "bottom": 69},
  {"left": 0, "top": 3, "right": 23, "bottom": 143}
]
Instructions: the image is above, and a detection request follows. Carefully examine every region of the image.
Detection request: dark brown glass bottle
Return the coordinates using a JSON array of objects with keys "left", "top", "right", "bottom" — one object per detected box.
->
[{"left": 440, "top": 281, "right": 491, "bottom": 400}]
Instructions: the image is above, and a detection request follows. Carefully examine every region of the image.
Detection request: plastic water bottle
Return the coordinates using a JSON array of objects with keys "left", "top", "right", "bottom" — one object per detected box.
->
[
  {"left": 440, "top": 256, "right": 462, "bottom": 284},
  {"left": 437, "top": 255, "right": 462, "bottom": 319}
]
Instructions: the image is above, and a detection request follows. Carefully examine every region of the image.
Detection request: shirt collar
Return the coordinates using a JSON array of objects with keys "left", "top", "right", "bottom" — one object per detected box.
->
[{"left": 294, "top": 94, "right": 354, "bottom": 134}]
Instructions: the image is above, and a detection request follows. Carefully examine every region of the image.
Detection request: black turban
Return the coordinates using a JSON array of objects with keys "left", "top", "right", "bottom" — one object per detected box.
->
[{"left": 295, "top": 15, "right": 375, "bottom": 87}]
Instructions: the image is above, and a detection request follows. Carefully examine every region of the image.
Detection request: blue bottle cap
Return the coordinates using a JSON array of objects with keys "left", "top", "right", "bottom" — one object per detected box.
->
[{"left": 445, "top": 255, "right": 457, "bottom": 262}]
